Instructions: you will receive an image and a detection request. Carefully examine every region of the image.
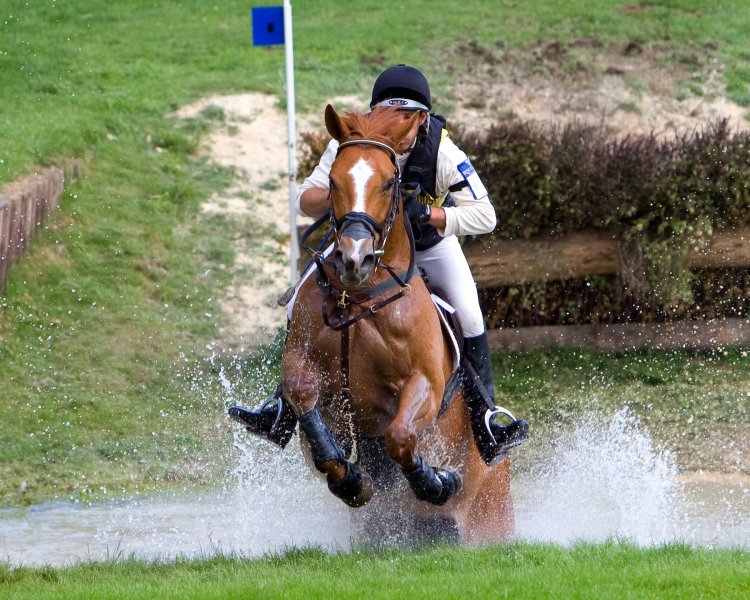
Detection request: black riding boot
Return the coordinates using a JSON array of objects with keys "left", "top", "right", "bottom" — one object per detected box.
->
[
  {"left": 227, "top": 384, "right": 297, "bottom": 448},
  {"left": 462, "top": 332, "right": 529, "bottom": 464}
]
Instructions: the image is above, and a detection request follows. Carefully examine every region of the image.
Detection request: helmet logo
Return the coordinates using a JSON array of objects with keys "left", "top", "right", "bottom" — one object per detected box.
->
[{"left": 373, "top": 97, "right": 430, "bottom": 111}]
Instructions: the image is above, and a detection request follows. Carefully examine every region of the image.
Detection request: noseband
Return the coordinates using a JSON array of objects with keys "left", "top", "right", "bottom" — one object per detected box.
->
[{"left": 330, "top": 139, "right": 402, "bottom": 268}]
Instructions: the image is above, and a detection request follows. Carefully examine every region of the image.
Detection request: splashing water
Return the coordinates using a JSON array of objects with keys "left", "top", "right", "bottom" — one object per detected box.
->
[
  {"left": 0, "top": 438, "right": 351, "bottom": 566},
  {"left": 1, "top": 400, "right": 747, "bottom": 566},
  {"left": 513, "top": 407, "right": 749, "bottom": 548}
]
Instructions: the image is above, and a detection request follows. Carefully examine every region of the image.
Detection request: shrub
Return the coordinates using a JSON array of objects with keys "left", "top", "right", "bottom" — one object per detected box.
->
[{"left": 297, "top": 119, "right": 750, "bottom": 325}]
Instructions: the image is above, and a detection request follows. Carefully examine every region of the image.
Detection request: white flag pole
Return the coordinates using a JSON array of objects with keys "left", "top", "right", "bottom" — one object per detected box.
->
[{"left": 283, "top": 0, "right": 299, "bottom": 286}]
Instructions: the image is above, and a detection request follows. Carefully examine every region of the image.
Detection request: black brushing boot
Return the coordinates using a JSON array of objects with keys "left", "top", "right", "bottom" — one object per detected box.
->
[{"left": 462, "top": 332, "right": 529, "bottom": 464}]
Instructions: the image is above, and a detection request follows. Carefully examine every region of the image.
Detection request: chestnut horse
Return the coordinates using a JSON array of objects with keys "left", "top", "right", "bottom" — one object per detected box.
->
[{"left": 281, "top": 105, "right": 513, "bottom": 542}]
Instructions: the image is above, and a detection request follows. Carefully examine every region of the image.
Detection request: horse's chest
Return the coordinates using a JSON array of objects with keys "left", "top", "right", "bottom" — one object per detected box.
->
[{"left": 313, "top": 324, "right": 405, "bottom": 390}]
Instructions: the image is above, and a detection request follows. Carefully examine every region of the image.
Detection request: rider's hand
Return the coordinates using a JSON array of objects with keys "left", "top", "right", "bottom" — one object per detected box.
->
[
  {"left": 405, "top": 199, "right": 431, "bottom": 224},
  {"left": 402, "top": 183, "right": 431, "bottom": 224}
]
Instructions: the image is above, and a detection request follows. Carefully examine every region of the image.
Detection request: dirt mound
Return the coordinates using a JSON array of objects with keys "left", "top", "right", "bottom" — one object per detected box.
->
[{"left": 448, "top": 38, "right": 747, "bottom": 137}]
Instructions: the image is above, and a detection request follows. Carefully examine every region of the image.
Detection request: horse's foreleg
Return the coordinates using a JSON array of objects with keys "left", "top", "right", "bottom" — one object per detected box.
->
[
  {"left": 297, "top": 406, "right": 373, "bottom": 507},
  {"left": 282, "top": 353, "right": 373, "bottom": 508},
  {"left": 384, "top": 373, "right": 462, "bottom": 506}
]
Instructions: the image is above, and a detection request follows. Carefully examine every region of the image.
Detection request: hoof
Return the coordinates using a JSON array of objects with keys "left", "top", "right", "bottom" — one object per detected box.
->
[
  {"left": 328, "top": 464, "right": 373, "bottom": 508},
  {"left": 404, "top": 456, "right": 462, "bottom": 506},
  {"left": 343, "top": 472, "right": 373, "bottom": 508},
  {"left": 433, "top": 469, "right": 462, "bottom": 506}
]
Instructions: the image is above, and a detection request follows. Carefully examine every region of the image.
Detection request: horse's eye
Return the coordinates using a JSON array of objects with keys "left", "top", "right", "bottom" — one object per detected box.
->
[{"left": 382, "top": 178, "right": 397, "bottom": 193}]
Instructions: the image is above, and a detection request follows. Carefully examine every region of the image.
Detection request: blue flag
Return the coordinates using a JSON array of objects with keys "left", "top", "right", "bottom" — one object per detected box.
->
[{"left": 251, "top": 6, "right": 285, "bottom": 46}]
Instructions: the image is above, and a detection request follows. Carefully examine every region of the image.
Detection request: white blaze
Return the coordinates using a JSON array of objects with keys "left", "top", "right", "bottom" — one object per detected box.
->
[{"left": 348, "top": 158, "right": 373, "bottom": 213}]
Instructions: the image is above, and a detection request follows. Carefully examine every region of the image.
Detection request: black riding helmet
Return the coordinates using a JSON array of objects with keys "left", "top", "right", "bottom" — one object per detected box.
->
[{"left": 370, "top": 64, "right": 432, "bottom": 112}]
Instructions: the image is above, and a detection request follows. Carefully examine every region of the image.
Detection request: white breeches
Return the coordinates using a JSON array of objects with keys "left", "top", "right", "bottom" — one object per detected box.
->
[
  {"left": 415, "top": 235, "right": 485, "bottom": 337},
  {"left": 288, "top": 235, "right": 485, "bottom": 337}
]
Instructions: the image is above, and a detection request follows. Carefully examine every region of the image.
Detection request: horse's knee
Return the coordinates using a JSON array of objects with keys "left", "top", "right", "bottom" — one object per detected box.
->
[
  {"left": 281, "top": 369, "right": 317, "bottom": 413},
  {"left": 384, "top": 423, "right": 417, "bottom": 468}
]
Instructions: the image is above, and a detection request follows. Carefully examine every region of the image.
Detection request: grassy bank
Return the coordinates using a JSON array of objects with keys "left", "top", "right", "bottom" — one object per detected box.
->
[
  {"left": 4, "top": 0, "right": 750, "bottom": 182},
  {"left": 2, "top": 542, "right": 749, "bottom": 599},
  {"left": 494, "top": 346, "right": 750, "bottom": 474},
  {"left": 2, "top": 0, "right": 750, "bottom": 506}
]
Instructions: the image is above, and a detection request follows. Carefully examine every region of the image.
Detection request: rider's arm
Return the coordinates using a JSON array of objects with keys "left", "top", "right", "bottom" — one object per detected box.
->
[
  {"left": 435, "top": 136, "right": 496, "bottom": 238},
  {"left": 299, "top": 187, "right": 331, "bottom": 218},
  {"left": 295, "top": 139, "right": 338, "bottom": 218}
]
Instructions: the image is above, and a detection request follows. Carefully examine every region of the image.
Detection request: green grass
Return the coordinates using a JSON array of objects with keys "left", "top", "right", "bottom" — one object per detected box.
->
[
  {"left": 2, "top": 0, "right": 750, "bottom": 506},
  {"left": 3, "top": 0, "right": 750, "bottom": 181},
  {"left": 1, "top": 542, "right": 748, "bottom": 599},
  {"left": 1, "top": 3, "right": 750, "bottom": 595}
]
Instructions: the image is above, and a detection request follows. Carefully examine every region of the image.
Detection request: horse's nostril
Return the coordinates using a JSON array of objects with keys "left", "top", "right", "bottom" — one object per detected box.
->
[{"left": 334, "top": 249, "right": 357, "bottom": 273}]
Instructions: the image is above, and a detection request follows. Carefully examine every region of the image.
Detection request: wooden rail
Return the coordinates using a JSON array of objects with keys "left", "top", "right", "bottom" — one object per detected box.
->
[
  {"left": 0, "top": 168, "right": 65, "bottom": 295},
  {"left": 462, "top": 227, "right": 750, "bottom": 287},
  {"left": 487, "top": 318, "right": 750, "bottom": 352},
  {"left": 295, "top": 222, "right": 750, "bottom": 351}
]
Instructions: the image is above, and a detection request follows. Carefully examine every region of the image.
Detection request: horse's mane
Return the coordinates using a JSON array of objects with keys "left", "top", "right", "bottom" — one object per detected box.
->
[{"left": 340, "top": 109, "right": 410, "bottom": 147}]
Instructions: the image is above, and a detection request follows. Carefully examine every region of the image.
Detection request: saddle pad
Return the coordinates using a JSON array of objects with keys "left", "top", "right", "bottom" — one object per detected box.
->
[{"left": 431, "top": 293, "right": 460, "bottom": 371}]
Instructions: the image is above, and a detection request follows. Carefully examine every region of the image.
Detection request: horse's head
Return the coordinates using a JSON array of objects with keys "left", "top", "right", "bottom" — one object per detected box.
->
[{"left": 325, "top": 104, "right": 421, "bottom": 287}]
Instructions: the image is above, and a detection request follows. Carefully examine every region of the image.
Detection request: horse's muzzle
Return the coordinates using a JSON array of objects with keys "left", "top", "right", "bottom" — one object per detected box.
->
[
  {"left": 334, "top": 234, "right": 376, "bottom": 286},
  {"left": 334, "top": 215, "right": 380, "bottom": 286}
]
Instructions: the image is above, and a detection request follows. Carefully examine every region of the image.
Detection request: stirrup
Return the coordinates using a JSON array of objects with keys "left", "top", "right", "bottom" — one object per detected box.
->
[
  {"left": 485, "top": 406, "right": 529, "bottom": 458},
  {"left": 485, "top": 406, "right": 516, "bottom": 444}
]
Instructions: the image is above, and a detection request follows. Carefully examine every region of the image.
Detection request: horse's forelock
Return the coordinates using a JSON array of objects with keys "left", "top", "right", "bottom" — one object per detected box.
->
[{"left": 340, "top": 109, "right": 408, "bottom": 147}]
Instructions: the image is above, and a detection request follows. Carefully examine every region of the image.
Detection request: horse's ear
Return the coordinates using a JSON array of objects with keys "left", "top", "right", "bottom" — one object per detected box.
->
[
  {"left": 391, "top": 110, "right": 422, "bottom": 147},
  {"left": 325, "top": 104, "right": 349, "bottom": 142}
]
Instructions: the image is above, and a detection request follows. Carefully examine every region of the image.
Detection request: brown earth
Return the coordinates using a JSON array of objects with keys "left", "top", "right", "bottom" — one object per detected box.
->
[{"left": 448, "top": 38, "right": 747, "bottom": 136}]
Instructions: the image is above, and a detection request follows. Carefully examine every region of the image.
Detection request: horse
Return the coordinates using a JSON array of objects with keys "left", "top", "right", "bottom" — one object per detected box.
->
[{"left": 280, "top": 104, "right": 514, "bottom": 543}]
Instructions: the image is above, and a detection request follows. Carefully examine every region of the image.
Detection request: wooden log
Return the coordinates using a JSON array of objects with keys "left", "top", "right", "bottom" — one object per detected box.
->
[
  {"left": 20, "top": 189, "right": 35, "bottom": 251},
  {"left": 8, "top": 196, "right": 22, "bottom": 265},
  {"left": 687, "top": 228, "right": 750, "bottom": 269},
  {"left": 464, "top": 227, "right": 750, "bottom": 287},
  {"left": 36, "top": 175, "right": 49, "bottom": 223},
  {"left": 0, "top": 197, "right": 9, "bottom": 295},
  {"left": 0, "top": 168, "right": 66, "bottom": 295},
  {"left": 464, "top": 231, "right": 620, "bottom": 286},
  {"left": 487, "top": 318, "right": 750, "bottom": 352},
  {"left": 48, "top": 168, "right": 64, "bottom": 213}
]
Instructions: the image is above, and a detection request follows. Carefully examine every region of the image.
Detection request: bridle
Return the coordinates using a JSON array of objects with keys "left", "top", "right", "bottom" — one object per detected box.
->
[{"left": 329, "top": 138, "right": 402, "bottom": 271}]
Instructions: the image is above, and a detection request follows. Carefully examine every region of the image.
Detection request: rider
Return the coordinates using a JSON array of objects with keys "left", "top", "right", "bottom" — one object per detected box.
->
[{"left": 230, "top": 64, "right": 528, "bottom": 464}]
